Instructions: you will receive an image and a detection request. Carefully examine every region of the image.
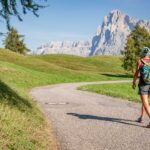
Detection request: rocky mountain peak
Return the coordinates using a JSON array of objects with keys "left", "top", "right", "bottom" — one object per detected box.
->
[
  {"left": 91, "top": 10, "right": 149, "bottom": 56},
  {"left": 96, "top": 25, "right": 101, "bottom": 36}
]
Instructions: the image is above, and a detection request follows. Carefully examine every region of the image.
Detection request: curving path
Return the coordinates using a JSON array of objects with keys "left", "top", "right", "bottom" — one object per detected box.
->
[{"left": 31, "top": 80, "right": 150, "bottom": 150}]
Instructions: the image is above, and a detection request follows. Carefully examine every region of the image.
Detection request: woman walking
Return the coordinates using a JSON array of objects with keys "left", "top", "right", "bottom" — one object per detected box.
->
[{"left": 132, "top": 47, "right": 150, "bottom": 128}]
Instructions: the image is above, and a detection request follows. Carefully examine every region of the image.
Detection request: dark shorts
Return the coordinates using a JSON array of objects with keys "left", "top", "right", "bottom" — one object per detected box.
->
[{"left": 138, "top": 84, "right": 150, "bottom": 95}]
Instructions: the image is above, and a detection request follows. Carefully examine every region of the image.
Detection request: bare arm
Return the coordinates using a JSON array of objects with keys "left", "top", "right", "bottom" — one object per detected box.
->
[{"left": 132, "top": 60, "right": 140, "bottom": 89}]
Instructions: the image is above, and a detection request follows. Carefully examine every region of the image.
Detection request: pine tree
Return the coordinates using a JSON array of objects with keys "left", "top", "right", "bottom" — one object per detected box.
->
[
  {"left": 122, "top": 25, "right": 150, "bottom": 72},
  {"left": 3, "top": 27, "right": 29, "bottom": 54}
]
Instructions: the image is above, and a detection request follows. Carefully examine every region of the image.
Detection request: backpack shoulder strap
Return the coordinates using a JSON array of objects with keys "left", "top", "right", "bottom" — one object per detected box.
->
[
  {"left": 141, "top": 59, "right": 145, "bottom": 64},
  {"left": 141, "top": 59, "right": 150, "bottom": 66}
]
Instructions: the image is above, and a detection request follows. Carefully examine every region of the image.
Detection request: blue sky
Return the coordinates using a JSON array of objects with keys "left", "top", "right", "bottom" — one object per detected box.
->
[{"left": 0, "top": 0, "right": 150, "bottom": 51}]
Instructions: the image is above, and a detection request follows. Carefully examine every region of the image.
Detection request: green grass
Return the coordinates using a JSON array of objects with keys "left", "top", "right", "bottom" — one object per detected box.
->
[
  {"left": 0, "top": 62, "right": 58, "bottom": 149},
  {"left": 31, "top": 54, "right": 128, "bottom": 74},
  {"left": 79, "top": 83, "right": 140, "bottom": 102},
  {"left": 0, "top": 48, "right": 132, "bottom": 149}
]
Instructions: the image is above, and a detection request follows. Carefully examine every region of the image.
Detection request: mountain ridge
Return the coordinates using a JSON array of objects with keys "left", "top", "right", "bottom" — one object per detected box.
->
[
  {"left": 34, "top": 40, "right": 91, "bottom": 56},
  {"left": 34, "top": 9, "right": 150, "bottom": 56}
]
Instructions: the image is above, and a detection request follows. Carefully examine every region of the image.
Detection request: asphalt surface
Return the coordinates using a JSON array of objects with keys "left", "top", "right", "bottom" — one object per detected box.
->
[{"left": 31, "top": 80, "right": 150, "bottom": 150}]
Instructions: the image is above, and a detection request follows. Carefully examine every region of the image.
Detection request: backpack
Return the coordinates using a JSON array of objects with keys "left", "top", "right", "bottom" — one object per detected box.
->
[{"left": 140, "top": 59, "right": 150, "bottom": 84}]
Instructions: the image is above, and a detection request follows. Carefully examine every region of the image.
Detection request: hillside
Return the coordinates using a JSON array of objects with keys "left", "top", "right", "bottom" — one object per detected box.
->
[
  {"left": 0, "top": 49, "right": 131, "bottom": 149},
  {"left": 31, "top": 54, "right": 127, "bottom": 74}
]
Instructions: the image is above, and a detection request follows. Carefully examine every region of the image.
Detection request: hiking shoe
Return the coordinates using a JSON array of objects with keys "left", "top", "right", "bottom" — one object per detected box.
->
[{"left": 136, "top": 117, "right": 144, "bottom": 123}]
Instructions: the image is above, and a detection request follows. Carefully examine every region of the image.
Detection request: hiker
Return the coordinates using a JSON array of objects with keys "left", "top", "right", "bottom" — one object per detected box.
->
[{"left": 132, "top": 47, "right": 150, "bottom": 128}]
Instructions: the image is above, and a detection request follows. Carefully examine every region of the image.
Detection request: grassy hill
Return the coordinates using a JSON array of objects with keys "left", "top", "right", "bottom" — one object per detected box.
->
[
  {"left": 31, "top": 54, "right": 127, "bottom": 74},
  {"left": 0, "top": 49, "right": 131, "bottom": 149}
]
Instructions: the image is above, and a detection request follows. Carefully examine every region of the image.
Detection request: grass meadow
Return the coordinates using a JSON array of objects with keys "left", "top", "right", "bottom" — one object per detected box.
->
[
  {"left": 0, "top": 48, "right": 132, "bottom": 149},
  {"left": 79, "top": 83, "right": 140, "bottom": 103}
]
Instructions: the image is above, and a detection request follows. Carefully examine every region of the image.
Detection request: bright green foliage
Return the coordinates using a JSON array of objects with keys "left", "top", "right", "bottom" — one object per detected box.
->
[
  {"left": 3, "top": 27, "right": 29, "bottom": 54},
  {"left": 122, "top": 25, "right": 150, "bottom": 72},
  {"left": 122, "top": 37, "right": 137, "bottom": 72}
]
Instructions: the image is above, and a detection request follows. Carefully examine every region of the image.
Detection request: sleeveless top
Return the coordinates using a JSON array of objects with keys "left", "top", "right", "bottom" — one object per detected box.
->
[{"left": 138, "top": 58, "right": 150, "bottom": 85}]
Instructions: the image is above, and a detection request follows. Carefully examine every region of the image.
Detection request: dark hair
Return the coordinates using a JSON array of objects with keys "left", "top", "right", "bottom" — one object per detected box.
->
[
  {"left": 140, "top": 47, "right": 150, "bottom": 57},
  {"left": 143, "top": 48, "right": 149, "bottom": 54}
]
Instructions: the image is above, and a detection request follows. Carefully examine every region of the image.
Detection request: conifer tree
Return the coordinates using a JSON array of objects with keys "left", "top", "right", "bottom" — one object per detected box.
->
[
  {"left": 3, "top": 27, "right": 29, "bottom": 54},
  {"left": 122, "top": 25, "right": 150, "bottom": 72}
]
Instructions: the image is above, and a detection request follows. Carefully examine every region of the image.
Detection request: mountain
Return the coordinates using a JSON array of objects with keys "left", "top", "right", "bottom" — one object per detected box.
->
[
  {"left": 34, "top": 41, "right": 91, "bottom": 56},
  {"left": 90, "top": 9, "right": 150, "bottom": 56},
  {"left": 34, "top": 9, "right": 150, "bottom": 56}
]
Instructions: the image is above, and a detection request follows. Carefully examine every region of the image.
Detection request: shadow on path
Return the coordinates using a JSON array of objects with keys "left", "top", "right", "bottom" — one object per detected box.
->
[{"left": 67, "top": 113, "right": 143, "bottom": 127}]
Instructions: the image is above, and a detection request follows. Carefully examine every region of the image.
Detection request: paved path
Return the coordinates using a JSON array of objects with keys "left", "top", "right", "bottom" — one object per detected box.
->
[{"left": 31, "top": 80, "right": 150, "bottom": 150}]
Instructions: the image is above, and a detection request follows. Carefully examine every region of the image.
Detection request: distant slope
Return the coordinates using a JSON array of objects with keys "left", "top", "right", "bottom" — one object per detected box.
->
[
  {"left": 31, "top": 54, "right": 127, "bottom": 74},
  {"left": 0, "top": 48, "right": 129, "bottom": 82}
]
